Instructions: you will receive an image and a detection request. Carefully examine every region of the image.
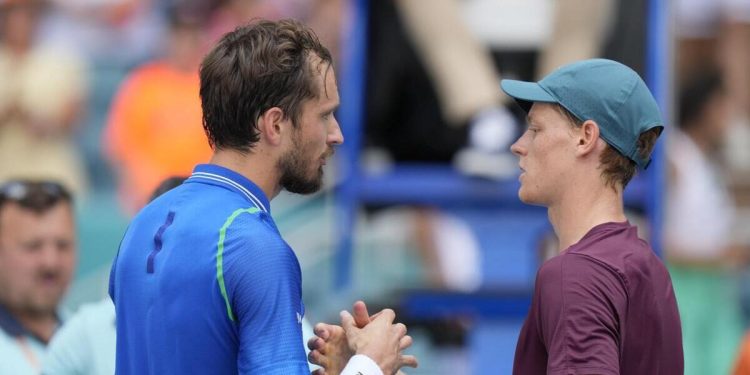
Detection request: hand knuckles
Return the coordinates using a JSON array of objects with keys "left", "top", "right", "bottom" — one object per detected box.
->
[
  {"left": 381, "top": 308, "right": 396, "bottom": 320},
  {"left": 400, "top": 335, "right": 413, "bottom": 348},
  {"left": 393, "top": 323, "right": 407, "bottom": 335}
]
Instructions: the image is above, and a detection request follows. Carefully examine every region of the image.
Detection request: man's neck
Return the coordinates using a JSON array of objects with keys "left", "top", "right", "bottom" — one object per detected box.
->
[
  {"left": 15, "top": 312, "right": 58, "bottom": 343},
  {"left": 209, "top": 148, "right": 280, "bottom": 200},
  {"left": 547, "top": 179, "right": 627, "bottom": 252}
]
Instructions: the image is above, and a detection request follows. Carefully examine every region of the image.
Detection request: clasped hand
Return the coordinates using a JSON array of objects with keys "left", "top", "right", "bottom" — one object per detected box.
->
[{"left": 307, "top": 301, "right": 418, "bottom": 375}]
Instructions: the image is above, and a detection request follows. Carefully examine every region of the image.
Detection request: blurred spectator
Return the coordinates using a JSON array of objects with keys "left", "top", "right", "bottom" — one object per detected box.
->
[
  {"left": 366, "top": 0, "right": 618, "bottom": 175},
  {"left": 536, "top": 0, "right": 616, "bottom": 77},
  {"left": 39, "top": 0, "right": 165, "bottom": 67},
  {"left": 103, "top": 8, "right": 211, "bottom": 213},
  {"left": 735, "top": 331, "right": 750, "bottom": 375},
  {"left": 360, "top": 0, "right": 508, "bottom": 289},
  {"left": 665, "top": 69, "right": 746, "bottom": 375},
  {"left": 41, "top": 176, "right": 185, "bottom": 375},
  {"left": 41, "top": 298, "right": 114, "bottom": 375},
  {"left": 207, "top": 0, "right": 344, "bottom": 61},
  {"left": 675, "top": 0, "right": 750, "bottom": 170},
  {"left": 0, "top": 0, "right": 89, "bottom": 195},
  {"left": 365, "top": 0, "right": 508, "bottom": 172},
  {"left": 0, "top": 180, "right": 76, "bottom": 374},
  {"left": 207, "top": 0, "right": 289, "bottom": 43}
]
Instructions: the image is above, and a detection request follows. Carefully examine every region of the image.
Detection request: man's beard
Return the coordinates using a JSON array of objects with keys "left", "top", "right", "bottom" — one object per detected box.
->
[
  {"left": 21, "top": 298, "right": 59, "bottom": 318},
  {"left": 278, "top": 141, "right": 325, "bottom": 195},
  {"left": 0, "top": 271, "right": 66, "bottom": 318},
  {"left": 7, "top": 291, "right": 63, "bottom": 318}
]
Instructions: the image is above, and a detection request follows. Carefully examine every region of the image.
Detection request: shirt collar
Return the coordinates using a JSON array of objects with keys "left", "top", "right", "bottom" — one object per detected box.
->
[
  {"left": 187, "top": 164, "right": 271, "bottom": 213},
  {"left": 0, "top": 303, "right": 58, "bottom": 344},
  {"left": 0, "top": 303, "right": 25, "bottom": 338}
]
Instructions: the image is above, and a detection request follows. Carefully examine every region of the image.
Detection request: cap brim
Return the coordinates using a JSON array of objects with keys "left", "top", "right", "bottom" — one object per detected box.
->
[{"left": 500, "top": 80, "right": 557, "bottom": 112}]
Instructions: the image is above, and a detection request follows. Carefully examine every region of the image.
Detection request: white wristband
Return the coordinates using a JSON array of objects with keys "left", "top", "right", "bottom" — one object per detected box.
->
[{"left": 340, "top": 354, "right": 383, "bottom": 375}]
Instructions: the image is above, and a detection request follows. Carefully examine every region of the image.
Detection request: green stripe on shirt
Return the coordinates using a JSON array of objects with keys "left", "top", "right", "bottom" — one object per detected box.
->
[{"left": 217, "top": 207, "right": 261, "bottom": 322}]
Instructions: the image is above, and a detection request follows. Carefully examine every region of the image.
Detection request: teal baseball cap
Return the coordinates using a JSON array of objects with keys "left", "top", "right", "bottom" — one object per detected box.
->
[{"left": 500, "top": 58, "right": 663, "bottom": 169}]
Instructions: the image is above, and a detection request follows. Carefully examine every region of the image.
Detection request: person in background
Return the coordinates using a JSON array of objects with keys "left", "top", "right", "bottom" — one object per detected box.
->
[
  {"left": 665, "top": 69, "right": 746, "bottom": 375},
  {"left": 103, "top": 6, "right": 211, "bottom": 213},
  {"left": 0, "top": 0, "right": 88, "bottom": 195},
  {"left": 41, "top": 176, "right": 185, "bottom": 375},
  {"left": 0, "top": 180, "right": 76, "bottom": 374},
  {"left": 675, "top": 0, "right": 750, "bottom": 170},
  {"left": 39, "top": 0, "right": 165, "bottom": 67},
  {"left": 206, "top": 0, "right": 344, "bottom": 62}
]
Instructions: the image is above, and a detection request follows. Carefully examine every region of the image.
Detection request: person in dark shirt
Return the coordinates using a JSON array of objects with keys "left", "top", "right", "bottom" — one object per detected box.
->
[{"left": 501, "top": 59, "right": 683, "bottom": 374}]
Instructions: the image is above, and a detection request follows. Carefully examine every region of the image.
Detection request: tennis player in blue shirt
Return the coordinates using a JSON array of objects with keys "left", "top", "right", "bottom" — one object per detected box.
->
[{"left": 109, "top": 19, "right": 415, "bottom": 375}]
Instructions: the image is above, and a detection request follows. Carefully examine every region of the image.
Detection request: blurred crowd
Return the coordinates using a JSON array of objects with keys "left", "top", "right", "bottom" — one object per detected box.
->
[
  {"left": 0, "top": 0, "right": 345, "bottom": 211},
  {"left": 1, "top": 0, "right": 750, "bottom": 374}
]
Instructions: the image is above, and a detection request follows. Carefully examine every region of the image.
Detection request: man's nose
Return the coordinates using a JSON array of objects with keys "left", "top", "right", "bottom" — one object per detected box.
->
[{"left": 328, "top": 118, "right": 344, "bottom": 145}]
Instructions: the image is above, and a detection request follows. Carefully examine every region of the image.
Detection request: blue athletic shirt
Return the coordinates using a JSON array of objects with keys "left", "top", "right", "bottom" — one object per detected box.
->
[{"left": 109, "top": 164, "right": 309, "bottom": 374}]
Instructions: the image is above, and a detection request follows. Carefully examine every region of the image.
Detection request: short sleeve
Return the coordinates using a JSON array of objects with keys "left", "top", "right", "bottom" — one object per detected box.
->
[
  {"left": 42, "top": 300, "right": 116, "bottom": 375},
  {"left": 541, "top": 254, "right": 627, "bottom": 375},
  {"left": 221, "top": 213, "right": 308, "bottom": 374}
]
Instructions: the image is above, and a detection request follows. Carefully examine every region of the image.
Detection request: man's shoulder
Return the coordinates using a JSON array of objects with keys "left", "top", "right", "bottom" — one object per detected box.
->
[
  {"left": 565, "top": 224, "right": 655, "bottom": 278},
  {"left": 0, "top": 326, "right": 43, "bottom": 375},
  {"left": 121, "top": 188, "right": 274, "bottom": 261},
  {"left": 69, "top": 299, "right": 115, "bottom": 327},
  {"left": 218, "top": 208, "right": 278, "bottom": 240},
  {"left": 217, "top": 208, "right": 289, "bottom": 263},
  {"left": 538, "top": 252, "right": 625, "bottom": 290}
]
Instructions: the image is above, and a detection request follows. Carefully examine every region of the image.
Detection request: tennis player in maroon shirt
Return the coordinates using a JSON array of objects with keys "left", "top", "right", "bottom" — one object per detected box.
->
[{"left": 502, "top": 59, "right": 683, "bottom": 375}]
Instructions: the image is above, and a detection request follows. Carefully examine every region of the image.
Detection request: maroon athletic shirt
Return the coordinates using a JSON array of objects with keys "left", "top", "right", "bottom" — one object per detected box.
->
[{"left": 513, "top": 221, "right": 683, "bottom": 375}]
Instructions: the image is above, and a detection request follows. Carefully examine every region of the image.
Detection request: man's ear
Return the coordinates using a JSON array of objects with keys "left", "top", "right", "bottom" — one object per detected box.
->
[
  {"left": 257, "top": 107, "right": 286, "bottom": 146},
  {"left": 576, "top": 120, "right": 602, "bottom": 157}
]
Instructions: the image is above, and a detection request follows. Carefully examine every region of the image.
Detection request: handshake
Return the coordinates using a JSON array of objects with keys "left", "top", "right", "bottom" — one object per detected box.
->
[{"left": 307, "top": 301, "right": 419, "bottom": 375}]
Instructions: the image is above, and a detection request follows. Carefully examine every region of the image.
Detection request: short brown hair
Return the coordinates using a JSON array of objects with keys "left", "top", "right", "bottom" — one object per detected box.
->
[
  {"left": 199, "top": 19, "right": 332, "bottom": 152},
  {"left": 556, "top": 105, "right": 660, "bottom": 189},
  {"left": 0, "top": 180, "right": 72, "bottom": 214}
]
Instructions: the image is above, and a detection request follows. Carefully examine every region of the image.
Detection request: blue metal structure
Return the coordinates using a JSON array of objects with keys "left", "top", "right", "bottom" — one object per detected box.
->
[
  {"left": 334, "top": 0, "right": 369, "bottom": 288},
  {"left": 645, "top": 0, "right": 670, "bottom": 256}
]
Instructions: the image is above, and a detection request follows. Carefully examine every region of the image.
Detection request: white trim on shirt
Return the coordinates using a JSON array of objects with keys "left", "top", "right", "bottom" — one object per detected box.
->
[
  {"left": 190, "top": 172, "right": 268, "bottom": 213},
  {"left": 341, "top": 355, "right": 383, "bottom": 375}
]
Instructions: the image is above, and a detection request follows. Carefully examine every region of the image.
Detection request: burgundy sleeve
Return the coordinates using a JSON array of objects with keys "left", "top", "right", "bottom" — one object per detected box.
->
[{"left": 538, "top": 254, "right": 627, "bottom": 375}]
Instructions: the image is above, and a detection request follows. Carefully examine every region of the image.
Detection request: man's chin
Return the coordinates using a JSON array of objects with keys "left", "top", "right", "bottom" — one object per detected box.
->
[
  {"left": 23, "top": 302, "right": 60, "bottom": 317},
  {"left": 284, "top": 178, "right": 323, "bottom": 195},
  {"left": 518, "top": 191, "right": 544, "bottom": 207}
]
